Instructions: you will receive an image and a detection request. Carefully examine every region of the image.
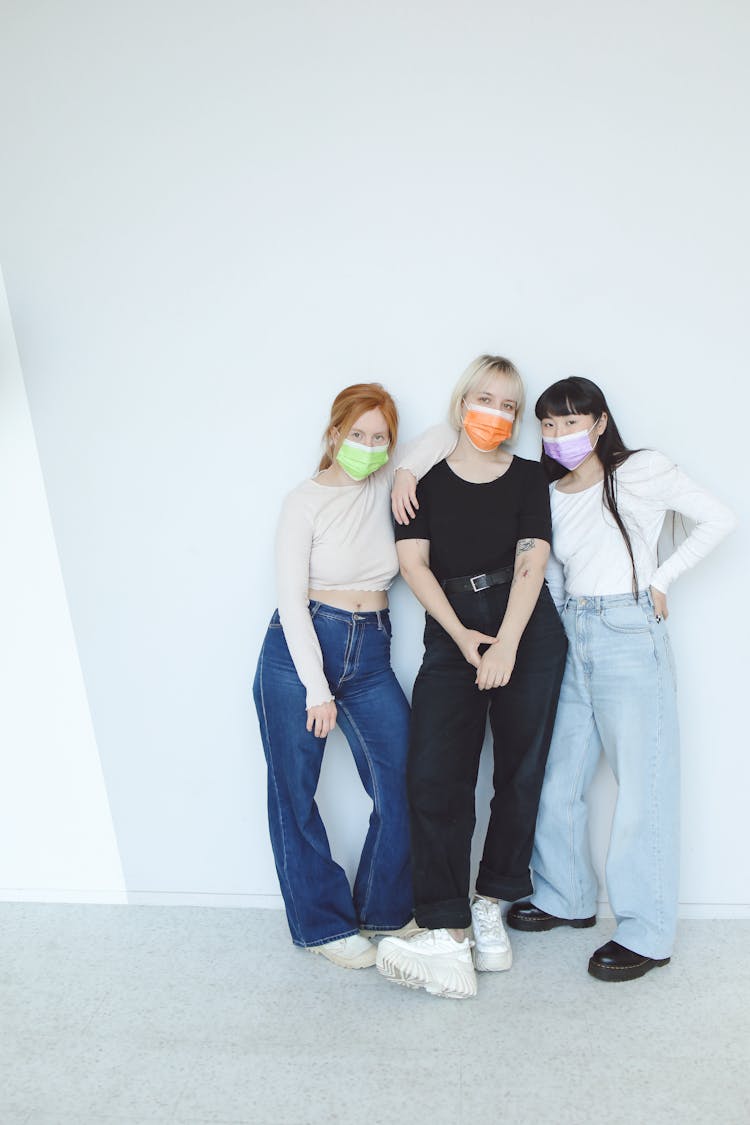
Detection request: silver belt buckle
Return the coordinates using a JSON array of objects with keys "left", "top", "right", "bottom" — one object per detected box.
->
[{"left": 470, "top": 573, "right": 489, "bottom": 592}]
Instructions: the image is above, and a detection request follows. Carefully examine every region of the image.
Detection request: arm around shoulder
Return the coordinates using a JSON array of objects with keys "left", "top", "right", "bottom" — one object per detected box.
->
[{"left": 392, "top": 424, "right": 458, "bottom": 524}]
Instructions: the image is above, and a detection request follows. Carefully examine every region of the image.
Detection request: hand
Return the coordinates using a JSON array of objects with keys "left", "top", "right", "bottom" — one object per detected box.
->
[
  {"left": 306, "top": 700, "right": 337, "bottom": 738},
  {"left": 475, "top": 637, "right": 518, "bottom": 690},
  {"left": 650, "top": 586, "right": 668, "bottom": 621},
  {"left": 391, "top": 469, "right": 419, "bottom": 525},
  {"left": 455, "top": 627, "right": 498, "bottom": 669}
]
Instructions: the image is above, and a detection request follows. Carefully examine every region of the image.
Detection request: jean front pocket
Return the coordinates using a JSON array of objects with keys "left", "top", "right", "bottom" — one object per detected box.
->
[{"left": 600, "top": 604, "right": 652, "bottom": 634}]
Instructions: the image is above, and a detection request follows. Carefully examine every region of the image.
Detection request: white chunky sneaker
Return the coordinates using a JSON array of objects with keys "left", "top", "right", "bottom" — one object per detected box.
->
[
  {"left": 376, "top": 928, "right": 477, "bottom": 999},
  {"left": 308, "top": 934, "right": 376, "bottom": 969},
  {"left": 360, "top": 918, "right": 421, "bottom": 940},
  {"left": 471, "top": 897, "right": 513, "bottom": 972}
]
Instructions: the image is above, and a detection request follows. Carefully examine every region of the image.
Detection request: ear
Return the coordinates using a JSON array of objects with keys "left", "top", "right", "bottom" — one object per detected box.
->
[{"left": 597, "top": 412, "right": 608, "bottom": 435}]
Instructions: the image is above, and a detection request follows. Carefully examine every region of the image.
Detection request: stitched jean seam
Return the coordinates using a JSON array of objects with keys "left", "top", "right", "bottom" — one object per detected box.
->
[
  {"left": 337, "top": 699, "right": 383, "bottom": 921},
  {"left": 256, "top": 646, "right": 302, "bottom": 942}
]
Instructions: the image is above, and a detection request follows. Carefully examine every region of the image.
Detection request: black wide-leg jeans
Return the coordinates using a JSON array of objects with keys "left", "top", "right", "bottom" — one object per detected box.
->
[{"left": 408, "top": 582, "right": 568, "bottom": 930}]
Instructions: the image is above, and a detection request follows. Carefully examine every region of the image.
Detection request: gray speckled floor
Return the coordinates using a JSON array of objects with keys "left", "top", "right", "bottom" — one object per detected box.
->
[{"left": 1, "top": 905, "right": 748, "bottom": 1125}]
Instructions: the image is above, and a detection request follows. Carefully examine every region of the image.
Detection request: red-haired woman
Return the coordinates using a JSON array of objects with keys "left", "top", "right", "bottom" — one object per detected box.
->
[{"left": 253, "top": 384, "right": 455, "bottom": 968}]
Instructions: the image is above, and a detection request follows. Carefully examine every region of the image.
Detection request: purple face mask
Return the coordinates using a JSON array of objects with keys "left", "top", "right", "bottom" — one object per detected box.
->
[{"left": 542, "top": 419, "right": 599, "bottom": 470}]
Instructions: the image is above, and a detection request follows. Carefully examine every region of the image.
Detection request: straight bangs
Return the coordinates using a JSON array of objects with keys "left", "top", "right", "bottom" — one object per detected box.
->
[{"left": 535, "top": 377, "right": 603, "bottom": 421}]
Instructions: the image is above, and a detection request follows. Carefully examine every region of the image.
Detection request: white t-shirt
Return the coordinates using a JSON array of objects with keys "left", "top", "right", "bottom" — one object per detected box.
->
[
  {"left": 545, "top": 449, "right": 736, "bottom": 607},
  {"left": 275, "top": 424, "right": 458, "bottom": 707}
]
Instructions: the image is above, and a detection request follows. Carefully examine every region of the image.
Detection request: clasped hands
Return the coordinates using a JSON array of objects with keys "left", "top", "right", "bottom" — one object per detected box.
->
[{"left": 456, "top": 627, "right": 517, "bottom": 690}]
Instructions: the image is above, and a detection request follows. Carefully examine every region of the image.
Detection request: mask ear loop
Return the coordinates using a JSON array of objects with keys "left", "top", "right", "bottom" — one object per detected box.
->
[{"left": 589, "top": 415, "right": 604, "bottom": 454}]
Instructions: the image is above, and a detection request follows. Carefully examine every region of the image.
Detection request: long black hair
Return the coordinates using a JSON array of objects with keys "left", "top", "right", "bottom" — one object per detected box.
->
[{"left": 535, "top": 377, "right": 640, "bottom": 599}]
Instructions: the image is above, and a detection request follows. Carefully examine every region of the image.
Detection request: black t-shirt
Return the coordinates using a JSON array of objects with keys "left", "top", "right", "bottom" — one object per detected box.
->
[{"left": 394, "top": 457, "right": 552, "bottom": 581}]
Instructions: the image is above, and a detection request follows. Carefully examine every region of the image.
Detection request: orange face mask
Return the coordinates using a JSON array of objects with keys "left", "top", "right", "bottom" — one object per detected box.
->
[{"left": 462, "top": 402, "right": 514, "bottom": 451}]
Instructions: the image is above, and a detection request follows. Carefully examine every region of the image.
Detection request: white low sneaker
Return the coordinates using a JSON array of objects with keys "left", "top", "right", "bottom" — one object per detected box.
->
[
  {"left": 471, "top": 897, "right": 512, "bottom": 972},
  {"left": 308, "top": 933, "right": 376, "bottom": 969},
  {"left": 376, "top": 927, "right": 477, "bottom": 999}
]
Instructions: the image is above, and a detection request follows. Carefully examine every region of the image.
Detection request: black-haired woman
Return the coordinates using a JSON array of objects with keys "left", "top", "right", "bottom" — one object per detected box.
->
[{"left": 507, "top": 377, "right": 736, "bottom": 980}]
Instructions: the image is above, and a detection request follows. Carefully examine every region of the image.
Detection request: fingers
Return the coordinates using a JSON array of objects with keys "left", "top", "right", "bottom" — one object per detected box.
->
[
  {"left": 461, "top": 632, "right": 498, "bottom": 669},
  {"left": 476, "top": 669, "right": 512, "bottom": 691},
  {"left": 649, "top": 586, "right": 669, "bottom": 623},
  {"left": 392, "top": 495, "right": 418, "bottom": 525},
  {"left": 307, "top": 704, "right": 337, "bottom": 738},
  {"left": 391, "top": 471, "right": 419, "bottom": 525},
  {"left": 474, "top": 637, "right": 515, "bottom": 690},
  {"left": 314, "top": 716, "right": 335, "bottom": 738}
]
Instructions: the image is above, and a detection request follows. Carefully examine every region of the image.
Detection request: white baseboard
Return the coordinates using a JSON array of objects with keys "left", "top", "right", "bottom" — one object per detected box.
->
[
  {"left": 126, "top": 891, "right": 287, "bottom": 909},
  {"left": 0, "top": 888, "right": 129, "bottom": 905},
  {"left": 1, "top": 889, "right": 748, "bottom": 918},
  {"left": 596, "top": 900, "right": 750, "bottom": 920},
  {"left": 0, "top": 888, "right": 285, "bottom": 908}
]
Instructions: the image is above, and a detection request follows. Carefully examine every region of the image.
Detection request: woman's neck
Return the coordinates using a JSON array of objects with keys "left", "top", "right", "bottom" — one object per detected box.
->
[
  {"left": 447, "top": 432, "right": 513, "bottom": 482},
  {"left": 559, "top": 451, "right": 605, "bottom": 492},
  {"left": 315, "top": 462, "right": 362, "bottom": 487}
]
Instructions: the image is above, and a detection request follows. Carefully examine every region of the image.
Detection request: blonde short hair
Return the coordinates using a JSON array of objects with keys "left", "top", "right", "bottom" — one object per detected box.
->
[{"left": 448, "top": 355, "right": 526, "bottom": 444}]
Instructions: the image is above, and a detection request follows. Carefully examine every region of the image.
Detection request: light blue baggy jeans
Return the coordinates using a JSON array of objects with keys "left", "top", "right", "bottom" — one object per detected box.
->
[{"left": 530, "top": 592, "right": 680, "bottom": 960}]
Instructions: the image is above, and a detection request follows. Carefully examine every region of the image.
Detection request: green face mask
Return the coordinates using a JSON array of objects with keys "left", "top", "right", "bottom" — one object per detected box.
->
[{"left": 336, "top": 439, "right": 389, "bottom": 480}]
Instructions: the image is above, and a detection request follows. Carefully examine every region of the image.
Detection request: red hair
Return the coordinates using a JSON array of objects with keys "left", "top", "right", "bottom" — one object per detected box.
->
[{"left": 318, "top": 383, "right": 399, "bottom": 471}]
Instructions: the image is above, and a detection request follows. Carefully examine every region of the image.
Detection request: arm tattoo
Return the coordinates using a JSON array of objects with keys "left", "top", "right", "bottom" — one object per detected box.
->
[
  {"left": 511, "top": 538, "right": 536, "bottom": 586},
  {"left": 511, "top": 566, "right": 530, "bottom": 587},
  {"left": 516, "top": 538, "right": 536, "bottom": 555}
]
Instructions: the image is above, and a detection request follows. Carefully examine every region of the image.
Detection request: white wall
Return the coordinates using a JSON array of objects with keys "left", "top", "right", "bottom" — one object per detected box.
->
[
  {"left": 0, "top": 0, "right": 747, "bottom": 915},
  {"left": 0, "top": 271, "right": 126, "bottom": 902}
]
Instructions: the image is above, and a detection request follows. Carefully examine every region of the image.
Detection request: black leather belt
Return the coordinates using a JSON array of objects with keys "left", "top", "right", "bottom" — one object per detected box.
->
[{"left": 440, "top": 565, "right": 514, "bottom": 594}]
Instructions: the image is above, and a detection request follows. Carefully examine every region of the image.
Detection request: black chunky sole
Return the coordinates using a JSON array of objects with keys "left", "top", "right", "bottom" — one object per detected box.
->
[
  {"left": 507, "top": 912, "right": 597, "bottom": 933},
  {"left": 588, "top": 955, "right": 670, "bottom": 982}
]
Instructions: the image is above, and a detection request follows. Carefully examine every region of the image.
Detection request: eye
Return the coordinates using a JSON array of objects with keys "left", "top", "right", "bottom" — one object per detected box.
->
[
  {"left": 373, "top": 434, "right": 387, "bottom": 444},
  {"left": 350, "top": 430, "right": 362, "bottom": 440}
]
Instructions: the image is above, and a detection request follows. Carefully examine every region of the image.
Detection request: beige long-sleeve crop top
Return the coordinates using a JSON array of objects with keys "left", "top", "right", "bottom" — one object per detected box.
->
[{"left": 275, "top": 424, "right": 457, "bottom": 707}]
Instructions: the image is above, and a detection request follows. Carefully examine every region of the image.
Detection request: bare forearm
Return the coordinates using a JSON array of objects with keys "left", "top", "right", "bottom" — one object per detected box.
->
[
  {"left": 400, "top": 563, "right": 465, "bottom": 641},
  {"left": 495, "top": 540, "right": 549, "bottom": 647}
]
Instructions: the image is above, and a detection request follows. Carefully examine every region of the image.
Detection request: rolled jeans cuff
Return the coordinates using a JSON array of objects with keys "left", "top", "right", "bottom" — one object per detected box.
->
[
  {"left": 475, "top": 867, "right": 533, "bottom": 902},
  {"left": 415, "top": 896, "right": 471, "bottom": 931}
]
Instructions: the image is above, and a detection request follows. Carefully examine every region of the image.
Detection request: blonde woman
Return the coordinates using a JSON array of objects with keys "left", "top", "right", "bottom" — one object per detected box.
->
[{"left": 377, "top": 357, "right": 568, "bottom": 998}]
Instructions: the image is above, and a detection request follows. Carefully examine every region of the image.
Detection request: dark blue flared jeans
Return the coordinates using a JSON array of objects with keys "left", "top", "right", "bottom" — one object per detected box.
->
[{"left": 253, "top": 603, "right": 412, "bottom": 947}]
